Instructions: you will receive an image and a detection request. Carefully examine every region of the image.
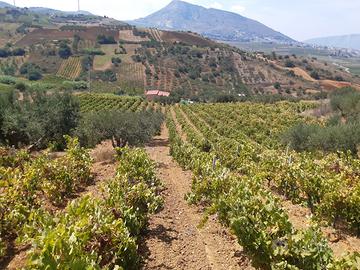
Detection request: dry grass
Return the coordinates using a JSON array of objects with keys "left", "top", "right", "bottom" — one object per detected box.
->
[
  {"left": 119, "top": 30, "right": 149, "bottom": 42},
  {"left": 91, "top": 140, "right": 116, "bottom": 163}
]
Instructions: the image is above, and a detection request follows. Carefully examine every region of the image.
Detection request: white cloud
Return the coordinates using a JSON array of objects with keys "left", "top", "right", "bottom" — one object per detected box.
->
[{"left": 231, "top": 4, "right": 246, "bottom": 14}]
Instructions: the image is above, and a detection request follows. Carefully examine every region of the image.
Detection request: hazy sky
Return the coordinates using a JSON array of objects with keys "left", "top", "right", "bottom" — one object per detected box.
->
[{"left": 5, "top": 0, "right": 360, "bottom": 40}]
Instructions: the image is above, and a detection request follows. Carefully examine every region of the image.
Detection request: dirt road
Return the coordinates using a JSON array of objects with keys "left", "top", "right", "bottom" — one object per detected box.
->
[{"left": 141, "top": 126, "right": 253, "bottom": 270}]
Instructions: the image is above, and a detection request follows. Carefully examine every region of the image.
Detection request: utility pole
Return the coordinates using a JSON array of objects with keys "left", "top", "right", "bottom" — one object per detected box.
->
[
  {"left": 78, "top": 0, "right": 80, "bottom": 11},
  {"left": 88, "top": 64, "right": 91, "bottom": 92},
  {"left": 13, "top": 0, "right": 16, "bottom": 7}
]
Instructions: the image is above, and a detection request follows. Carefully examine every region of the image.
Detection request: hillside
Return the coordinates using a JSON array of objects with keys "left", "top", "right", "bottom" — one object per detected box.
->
[
  {"left": 1, "top": 3, "right": 360, "bottom": 270},
  {"left": 306, "top": 34, "right": 360, "bottom": 50},
  {"left": 26, "top": 7, "right": 93, "bottom": 16},
  {"left": 0, "top": 5, "right": 359, "bottom": 102},
  {"left": 0, "top": 1, "right": 93, "bottom": 15},
  {"left": 0, "top": 1, "right": 12, "bottom": 8},
  {"left": 131, "top": 0, "right": 295, "bottom": 44}
]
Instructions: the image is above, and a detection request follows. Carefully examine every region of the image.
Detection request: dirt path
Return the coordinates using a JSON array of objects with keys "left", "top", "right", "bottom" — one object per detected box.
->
[{"left": 141, "top": 126, "right": 253, "bottom": 270}]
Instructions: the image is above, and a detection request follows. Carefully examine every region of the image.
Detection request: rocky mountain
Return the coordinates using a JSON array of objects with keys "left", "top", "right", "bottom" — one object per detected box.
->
[
  {"left": 0, "top": 1, "right": 93, "bottom": 16},
  {"left": 306, "top": 34, "right": 360, "bottom": 50},
  {"left": 131, "top": 0, "right": 295, "bottom": 44},
  {"left": 0, "top": 1, "right": 12, "bottom": 8},
  {"left": 27, "top": 7, "right": 93, "bottom": 16}
]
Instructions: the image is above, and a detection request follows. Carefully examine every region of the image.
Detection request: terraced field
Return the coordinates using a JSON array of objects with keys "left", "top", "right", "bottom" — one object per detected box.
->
[
  {"left": 78, "top": 93, "right": 158, "bottom": 113},
  {"left": 117, "top": 62, "right": 145, "bottom": 89},
  {"left": 93, "top": 44, "right": 118, "bottom": 71},
  {"left": 119, "top": 29, "right": 150, "bottom": 43},
  {"left": 57, "top": 56, "right": 82, "bottom": 79}
]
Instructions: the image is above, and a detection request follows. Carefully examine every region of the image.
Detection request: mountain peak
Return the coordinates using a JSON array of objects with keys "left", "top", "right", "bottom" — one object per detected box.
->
[{"left": 131, "top": 1, "right": 295, "bottom": 43}]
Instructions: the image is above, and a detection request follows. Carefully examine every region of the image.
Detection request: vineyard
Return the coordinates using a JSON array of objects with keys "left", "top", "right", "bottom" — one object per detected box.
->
[
  {"left": 145, "top": 28, "right": 163, "bottom": 42},
  {"left": 57, "top": 56, "right": 82, "bottom": 79},
  {"left": 117, "top": 62, "right": 145, "bottom": 89},
  {"left": 0, "top": 139, "right": 162, "bottom": 269},
  {"left": 166, "top": 102, "right": 360, "bottom": 269},
  {"left": 78, "top": 93, "right": 159, "bottom": 113}
]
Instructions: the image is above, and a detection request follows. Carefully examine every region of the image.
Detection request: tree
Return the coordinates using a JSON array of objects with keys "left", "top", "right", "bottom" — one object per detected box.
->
[
  {"left": 215, "top": 94, "right": 238, "bottom": 103},
  {"left": 274, "top": 82, "right": 281, "bottom": 90},
  {"left": 111, "top": 57, "right": 122, "bottom": 66},
  {"left": 0, "top": 48, "right": 11, "bottom": 58},
  {"left": 97, "top": 35, "right": 117, "bottom": 44},
  {"left": 19, "top": 63, "right": 43, "bottom": 81},
  {"left": 58, "top": 42, "right": 72, "bottom": 59},
  {"left": 1, "top": 92, "right": 80, "bottom": 149},
  {"left": 310, "top": 71, "right": 320, "bottom": 80},
  {"left": 75, "top": 111, "right": 163, "bottom": 148},
  {"left": 28, "top": 70, "right": 42, "bottom": 81},
  {"left": 285, "top": 60, "right": 295, "bottom": 68},
  {"left": 72, "top": 34, "right": 81, "bottom": 53},
  {"left": 15, "top": 82, "right": 26, "bottom": 92},
  {"left": 335, "top": 75, "right": 344, "bottom": 82},
  {"left": 12, "top": 48, "right": 25, "bottom": 56}
]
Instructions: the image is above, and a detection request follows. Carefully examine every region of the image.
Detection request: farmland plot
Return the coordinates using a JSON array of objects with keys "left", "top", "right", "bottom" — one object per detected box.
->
[
  {"left": 93, "top": 44, "right": 118, "bottom": 71},
  {"left": 117, "top": 62, "right": 145, "bottom": 89},
  {"left": 119, "top": 30, "right": 150, "bottom": 43},
  {"left": 57, "top": 56, "right": 82, "bottom": 79}
]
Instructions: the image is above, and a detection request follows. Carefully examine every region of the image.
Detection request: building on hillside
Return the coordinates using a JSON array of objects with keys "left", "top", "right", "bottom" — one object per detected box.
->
[
  {"left": 145, "top": 90, "right": 170, "bottom": 100},
  {"left": 180, "top": 99, "right": 194, "bottom": 105}
]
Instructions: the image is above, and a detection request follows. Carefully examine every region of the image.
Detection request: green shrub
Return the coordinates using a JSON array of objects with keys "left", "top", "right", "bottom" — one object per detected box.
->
[
  {"left": 1, "top": 92, "right": 80, "bottom": 149},
  {"left": 310, "top": 70, "right": 320, "bottom": 80},
  {"left": 58, "top": 41, "right": 72, "bottom": 59},
  {"left": 97, "top": 35, "right": 117, "bottom": 44},
  {"left": 75, "top": 110, "right": 163, "bottom": 148},
  {"left": 62, "top": 80, "right": 88, "bottom": 90},
  {"left": 0, "top": 75, "right": 16, "bottom": 85},
  {"left": 285, "top": 60, "right": 295, "bottom": 68},
  {"left": 81, "top": 48, "right": 105, "bottom": 55},
  {"left": 19, "top": 63, "right": 43, "bottom": 81},
  {"left": 274, "top": 82, "right": 281, "bottom": 90}
]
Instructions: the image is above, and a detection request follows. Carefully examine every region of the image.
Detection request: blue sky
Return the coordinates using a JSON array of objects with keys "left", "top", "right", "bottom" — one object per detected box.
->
[{"left": 5, "top": 0, "right": 360, "bottom": 40}]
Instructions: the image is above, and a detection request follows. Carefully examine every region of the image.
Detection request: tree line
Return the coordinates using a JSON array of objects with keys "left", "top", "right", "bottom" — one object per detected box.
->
[{"left": 0, "top": 90, "right": 163, "bottom": 150}]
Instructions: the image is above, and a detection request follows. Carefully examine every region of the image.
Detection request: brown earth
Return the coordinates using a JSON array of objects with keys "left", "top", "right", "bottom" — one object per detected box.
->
[
  {"left": 161, "top": 31, "right": 215, "bottom": 47},
  {"left": 141, "top": 125, "right": 253, "bottom": 270},
  {"left": 272, "top": 60, "right": 358, "bottom": 90},
  {"left": 119, "top": 30, "right": 150, "bottom": 42},
  {"left": 16, "top": 27, "right": 119, "bottom": 46},
  {"left": 280, "top": 196, "right": 360, "bottom": 258}
]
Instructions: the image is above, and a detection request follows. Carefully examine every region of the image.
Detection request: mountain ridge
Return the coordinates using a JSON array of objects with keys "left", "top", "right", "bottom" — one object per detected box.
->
[
  {"left": 0, "top": 1, "right": 12, "bottom": 8},
  {"left": 131, "top": 0, "right": 295, "bottom": 44},
  {"left": 0, "top": 1, "right": 93, "bottom": 16},
  {"left": 306, "top": 34, "right": 360, "bottom": 50}
]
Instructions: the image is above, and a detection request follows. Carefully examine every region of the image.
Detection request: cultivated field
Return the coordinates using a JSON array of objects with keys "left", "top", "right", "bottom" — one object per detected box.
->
[
  {"left": 78, "top": 93, "right": 157, "bottom": 113},
  {"left": 117, "top": 62, "right": 145, "bottom": 89},
  {"left": 119, "top": 29, "right": 150, "bottom": 42},
  {"left": 164, "top": 101, "right": 360, "bottom": 268},
  {"left": 16, "top": 27, "right": 119, "bottom": 46},
  {"left": 57, "top": 56, "right": 82, "bottom": 79},
  {"left": 93, "top": 44, "right": 118, "bottom": 71}
]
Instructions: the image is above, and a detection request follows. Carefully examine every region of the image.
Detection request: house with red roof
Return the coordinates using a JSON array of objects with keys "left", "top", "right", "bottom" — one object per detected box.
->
[{"left": 145, "top": 90, "right": 170, "bottom": 100}]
